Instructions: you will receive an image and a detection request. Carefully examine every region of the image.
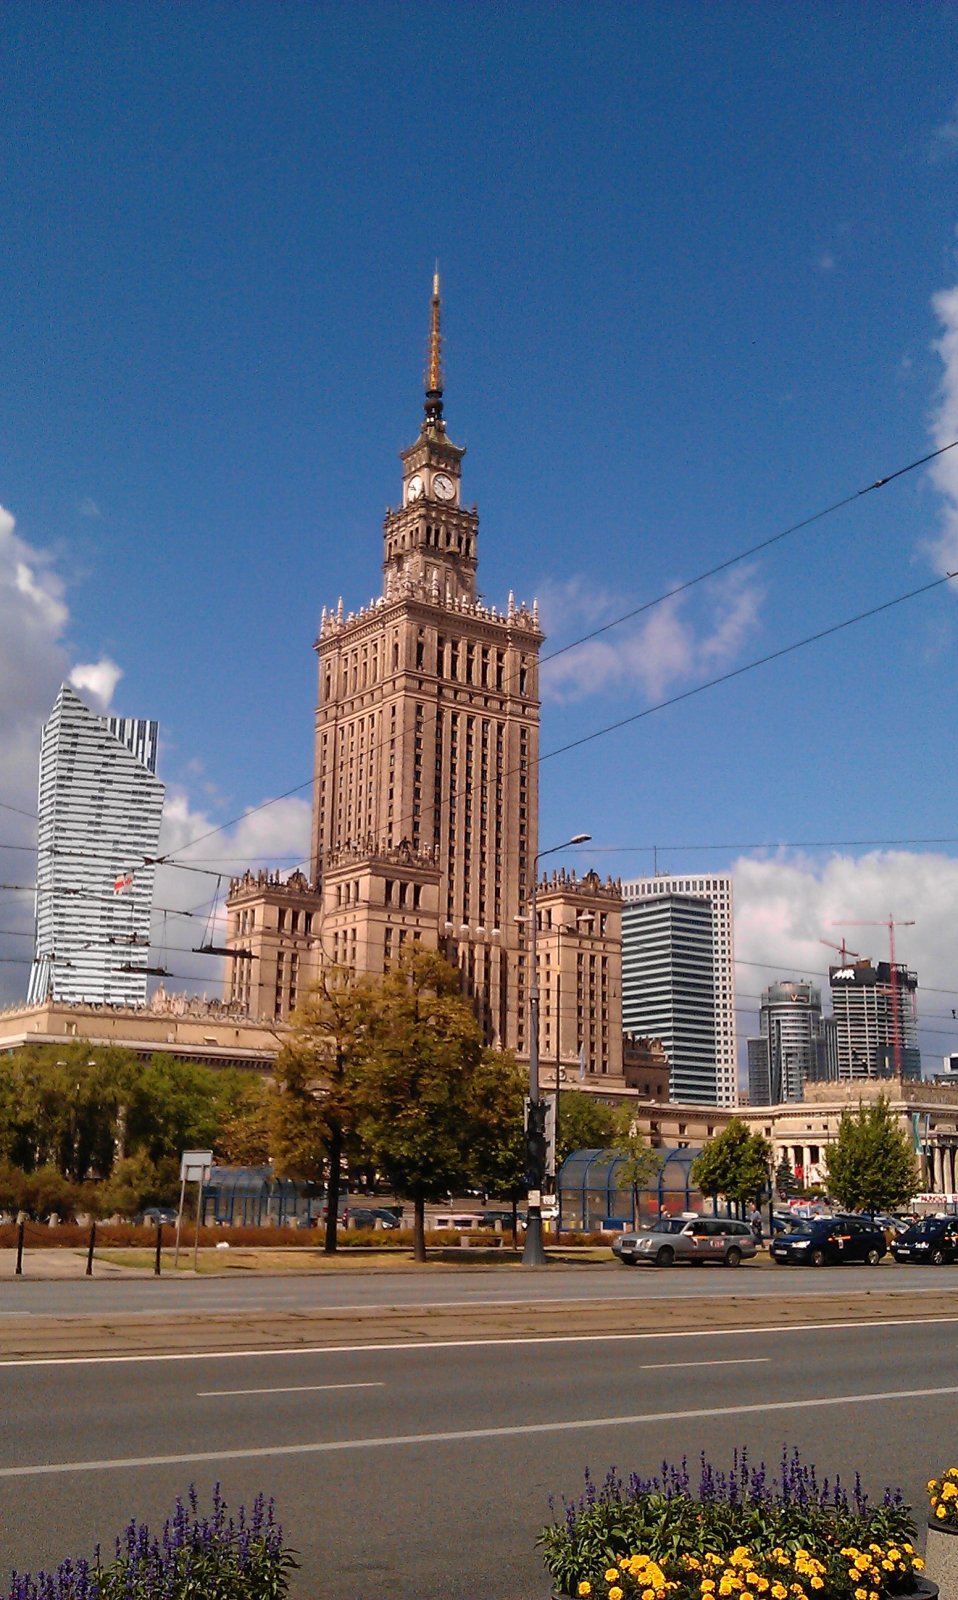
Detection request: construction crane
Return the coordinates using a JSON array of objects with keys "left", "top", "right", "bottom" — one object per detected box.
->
[
  {"left": 832, "top": 916, "right": 916, "bottom": 1075},
  {"left": 819, "top": 937, "right": 862, "bottom": 965}
]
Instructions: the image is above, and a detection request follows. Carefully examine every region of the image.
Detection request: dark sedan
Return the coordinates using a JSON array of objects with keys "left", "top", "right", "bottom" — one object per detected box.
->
[
  {"left": 770, "top": 1214, "right": 887, "bottom": 1267},
  {"left": 892, "top": 1216, "right": 958, "bottom": 1264}
]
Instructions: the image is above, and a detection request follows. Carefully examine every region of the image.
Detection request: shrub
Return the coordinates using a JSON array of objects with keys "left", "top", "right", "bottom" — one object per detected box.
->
[
  {"left": 539, "top": 1448, "right": 920, "bottom": 1599},
  {"left": 6, "top": 1484, "right": 295, "bottom": 1600},
  {"left": 928, "top": 1466, "right": 958, "bottom": 1525}
]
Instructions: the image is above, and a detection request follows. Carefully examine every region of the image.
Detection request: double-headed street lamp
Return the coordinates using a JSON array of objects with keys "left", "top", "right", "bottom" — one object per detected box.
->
[{"left": 522, "top": 831, "right": 591, "bottom": 1268}]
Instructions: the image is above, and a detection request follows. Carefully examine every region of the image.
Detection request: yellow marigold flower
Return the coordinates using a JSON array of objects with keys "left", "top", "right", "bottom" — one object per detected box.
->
[
  {"left": 701, "top": 1582, "right": 715, "bottom": 1594},
  {"left": 914, "top": 1559, "right": 925, "bottom": 1571},
  {"left": 810, "top": 1581, "right": 823, "bottom": 1591},
  {"left": 605, "top": 1573, "right": 619, "bottom": 1584},
  {"left": 854, "top": 1589, "right": 867, "bottom": 1600},
  {"left": 577, "top": 1585, "right": 591, "bottom": 1598},
  {"left": 938, "top": 1505, "right": 948, "bottom": 1519},
  {"left": 609, "top": 1588, "right": 623, "bottom": 1600},
  {"left": 771, "top": 1586, "right": 787, "bottom": 1598}
]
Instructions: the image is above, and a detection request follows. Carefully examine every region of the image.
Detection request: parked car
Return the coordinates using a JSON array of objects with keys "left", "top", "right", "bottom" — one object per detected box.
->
[
  {"left": 770, "top": 1214, "right": 887, "bottom": 1267},
  {"left": 612, "top": 1215, "right": 757, "bottom": 1268},
  {"left": 892, "top": 1215, "right": 958, "bottom": 1264},
  {"left": 135, "top": 1207, "right": 177, "bottom": 1227},
  {"left": 477, "top": 1209, "right": 525, "bottom": 1230},
  {"left": 343, "top": 1206, "right": 402, "bottom": 1230}
]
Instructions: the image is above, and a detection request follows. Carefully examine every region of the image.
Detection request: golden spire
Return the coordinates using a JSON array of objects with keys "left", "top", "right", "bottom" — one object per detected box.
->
[
  {"left": 424, "top": 267, "right": 444, "bottom": 430},
  {"left": 428, "top": 270, "right": 442, "bottom": 393}
]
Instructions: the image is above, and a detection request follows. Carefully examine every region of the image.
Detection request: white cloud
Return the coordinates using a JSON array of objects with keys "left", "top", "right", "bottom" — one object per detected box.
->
[
  {"left": 78, "top": 498, "right": 101, "bottom": 520},
  {"left": 69, "top": 658, "right": 123, "bottom": 710},
  {"left": 927, "top": 284, "right": 958, "bottom": 575},
  {"left": 0, "top": 501, "right": 311, "bottom": 1007},
  {"left": 931, "top": 99, "right": 958, "bottom": 160},
  {"left": 540, "top": 566, "right": 764, "bottom": 704},
  {"left": 149, "top": 791, "right": 312, "bottom": 995},
  {"left": 733, "top": 850, "right": 958, "bottom": 1070}
]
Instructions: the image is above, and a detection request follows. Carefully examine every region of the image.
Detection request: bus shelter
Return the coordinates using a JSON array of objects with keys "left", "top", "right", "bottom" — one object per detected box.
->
[
  {"left": 557, "top": 1147, "right": 704, "bottom": 1232},
  {"left": 201, "top": 1166, "right": 313, "bottom": 1228}
]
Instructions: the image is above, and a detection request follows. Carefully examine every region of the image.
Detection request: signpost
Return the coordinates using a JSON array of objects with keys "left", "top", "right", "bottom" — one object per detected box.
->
[{"left": 174, "top": 1149, "right": 213, "bottom": 1270}]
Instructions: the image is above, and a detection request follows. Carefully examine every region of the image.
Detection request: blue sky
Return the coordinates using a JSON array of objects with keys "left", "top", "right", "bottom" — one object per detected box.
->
[{"left": 3, "top": 2, "right": 958, "bottom": 1073}]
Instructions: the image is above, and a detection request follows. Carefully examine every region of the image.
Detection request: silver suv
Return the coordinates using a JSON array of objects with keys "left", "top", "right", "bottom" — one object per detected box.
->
[{"left": 612, "top": 1215, "right": 758, "bottom": 1268}]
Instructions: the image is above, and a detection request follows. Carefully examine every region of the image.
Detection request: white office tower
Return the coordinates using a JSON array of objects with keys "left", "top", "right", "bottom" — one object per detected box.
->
[
  {"left": 621, "top": 873, "right": 737, "bottom": 1107},
  {"left": 28, "top": 685, "right": 164, "bottom": 1007}
]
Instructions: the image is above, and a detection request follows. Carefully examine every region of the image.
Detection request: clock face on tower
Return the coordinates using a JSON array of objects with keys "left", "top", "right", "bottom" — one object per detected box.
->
[
  {"left": 432, "top": 472, "right": 456, "bottom": 502},
  {"left": 406, "top": 474, "right": 424, "bottom": 503}
]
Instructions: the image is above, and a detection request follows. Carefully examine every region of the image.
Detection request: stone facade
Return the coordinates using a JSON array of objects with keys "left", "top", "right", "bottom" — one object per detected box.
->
[{"left": 0, "top": 996, "right": 279, "bottom": 1072}]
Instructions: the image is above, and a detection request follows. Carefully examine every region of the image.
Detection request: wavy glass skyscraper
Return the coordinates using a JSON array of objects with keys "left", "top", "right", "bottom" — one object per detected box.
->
[{"left": 28, "top": 685, "right": 164, "bottom": 1007}]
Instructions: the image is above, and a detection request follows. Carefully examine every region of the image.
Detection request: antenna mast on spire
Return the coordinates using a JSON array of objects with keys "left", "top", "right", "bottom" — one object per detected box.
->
[{"left": 424, "top": 268, "right": 445, "bottom": 431}]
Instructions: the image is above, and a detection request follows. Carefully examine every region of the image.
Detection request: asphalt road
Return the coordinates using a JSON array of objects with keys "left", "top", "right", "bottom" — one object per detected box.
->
[
  {"left": 5, "top": 1257, "right": 958, "bottom": 1315},
  {"left": 2, "top": 1313, "right": 958, "bottom": 1599}
]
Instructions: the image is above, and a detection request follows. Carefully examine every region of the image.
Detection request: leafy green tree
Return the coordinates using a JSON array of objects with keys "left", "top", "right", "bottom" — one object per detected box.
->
[
  {"left": 691, "top": 1118, "right": 772, "bottom": 1211},
  {"left": 824, "top": 1095, "right": 919, "bottom": 1214},
  {"left": 213, "top": 1072, "right": 274, "bottom": 1167},
  {"left": 556, "top": 1091, "right": 622, "bottom": 1169},
  {"left": 273, "top": 969, "right": 379, "bottom": 1253},
  {"left": 776, "top": 1155, "right": 798, "bottom": 1200},
  {"left": 613, "top": 1112, "right": 664, "bottom": 1227},
  {"left": 96, "top": 1152, "right": 168, "bottom": 1218},
  {"left": 465, "top": 1047, "right": 527, "bottom": 1240},
  {"left": 122, "top": 1055, "right": 223, "bottom": 1165},
  {"left": 356, "top": 947, "right": 490, "bottom": 1261}
]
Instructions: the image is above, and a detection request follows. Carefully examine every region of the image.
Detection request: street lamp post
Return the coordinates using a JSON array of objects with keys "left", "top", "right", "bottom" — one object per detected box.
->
[{"left": 523, "top": 832, "right": 590, "bottom": 1267}]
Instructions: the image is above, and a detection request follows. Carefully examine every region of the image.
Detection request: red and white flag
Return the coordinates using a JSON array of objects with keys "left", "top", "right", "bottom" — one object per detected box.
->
[{"left": 113, "top": 871, "right": 135, "bottom": 894}]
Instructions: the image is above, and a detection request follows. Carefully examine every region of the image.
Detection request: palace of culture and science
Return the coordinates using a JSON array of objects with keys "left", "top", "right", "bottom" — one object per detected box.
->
[{"left": 224, "top": 277, "right": 627, "bottom": 1084}]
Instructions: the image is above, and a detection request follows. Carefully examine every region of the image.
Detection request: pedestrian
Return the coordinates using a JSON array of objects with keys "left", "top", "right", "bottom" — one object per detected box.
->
[{"left": 749, "top": 1205, "right": 763, "bottom": 1243}]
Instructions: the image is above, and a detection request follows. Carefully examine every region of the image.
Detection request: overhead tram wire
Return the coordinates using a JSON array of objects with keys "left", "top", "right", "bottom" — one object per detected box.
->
[
  {"left": 152, "top": 434, "right": 958, "bottom": 865},
  {"left": 536, "top": 569, "right": 958, "bottom": 773},
  {"left": 583, "top": 835, "right": 958, "bottom": 854},
  {"left": 4, "top": 437, "right": 956, "bottom": 872},
  {"left": 542, "top": 436, "right": 958, "bottom": 670},
  {"left": 97, "top": 558, "right": 958, "bottom": 967}
]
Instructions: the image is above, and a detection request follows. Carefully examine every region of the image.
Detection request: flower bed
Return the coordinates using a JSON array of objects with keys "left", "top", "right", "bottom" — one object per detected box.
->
[
  {"left": 922, "top": 1467, "right": 958, "bottom": 1597},
  {"left": 5, "top": 1484, "right": 295, "bottom": 1600},
  {"left": 539, "top": 1449, "right": 925, "bottom": 1600}
]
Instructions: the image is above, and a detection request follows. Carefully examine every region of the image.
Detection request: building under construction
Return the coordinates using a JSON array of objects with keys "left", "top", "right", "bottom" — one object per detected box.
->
[{"left": 828, "top": 958, "right": 920, "bottom": 1081}]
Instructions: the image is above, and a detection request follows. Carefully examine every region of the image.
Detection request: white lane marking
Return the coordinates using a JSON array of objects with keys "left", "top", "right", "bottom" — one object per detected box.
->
[
  {"left": 639, "top": 1358, "right": 770, "bottom": 1370},
  {"left": 1, "top": 1315, "right": 957, "bottom": 1368},
  {"left": 197, "top": 1381, "right": 383, "bottom": 1397},
  {"left": 4, "top": 1383, "right": 958, "bottom": 1477}
]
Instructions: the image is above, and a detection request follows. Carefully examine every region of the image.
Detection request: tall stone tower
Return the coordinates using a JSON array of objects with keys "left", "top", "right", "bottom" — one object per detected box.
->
[{"left": 227, "top": 277, "right": 543, "bottom": 1052}]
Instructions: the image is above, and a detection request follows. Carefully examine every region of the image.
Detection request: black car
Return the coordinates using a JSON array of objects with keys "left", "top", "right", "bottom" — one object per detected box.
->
[
  {"left": 343, "top": 1206, "right": 402, "bottom": 1230},
  {"left": 892, "top": 1216, "right": 958, "bottom": 1265},
  {"left": 135, "top": 1207, "right": 178, "bottom": 1227},
  {"left": 770, "top": 1214, "right": 887, "bottom": 1267}
]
